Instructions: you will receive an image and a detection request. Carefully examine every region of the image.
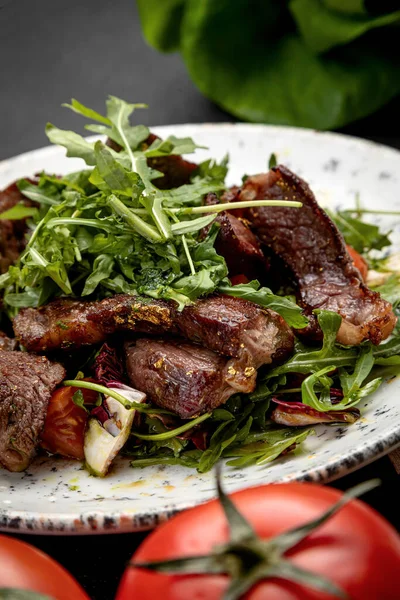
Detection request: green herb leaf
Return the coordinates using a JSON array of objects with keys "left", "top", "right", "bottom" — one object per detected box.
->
[
  {"left": 62, "top": 98, "right": 111, "bottom": 125},
  {"left": 217, "top": 280, "right": 308, "bottom": 329},
  {"left": 72, "top": 389, "right": 89, "bottom": 413},
  {"left": 0, "top": 204, "right": 38, "bottom": 220},
  {"left": 329, "top": 210, "right": 391, "bottom": 253},
  {"left": 45, "top": 124, "right": 97, "bottom": 165}
]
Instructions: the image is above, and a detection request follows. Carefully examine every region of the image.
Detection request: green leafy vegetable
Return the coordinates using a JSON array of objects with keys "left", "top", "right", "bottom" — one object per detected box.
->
[
  {"left": 0, "top": 205, "right": 38, "bottom": 220},
  {"left": 72, "top": 389, "right": 89, "bottom": 413},
  {"left": 290, "top": 0, "right": 400, "bottom": 54},
  {"left": 328, "top": 210, "right": 391, "bottom": 253},
  {"left": 217, "top": 280, "right": 308, "bottom": 329},
  {"left": 137, "top": 0, "right": 400, "bottom": 129}
]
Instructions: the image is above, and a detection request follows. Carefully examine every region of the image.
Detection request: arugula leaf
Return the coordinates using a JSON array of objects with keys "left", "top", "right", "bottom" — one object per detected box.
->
[
  {"left": 224, "top": 427, "right": 312, "bottom": 467},
  {"left": 17, "top": 179, "right": 59, "bottom": 206},
  {"left": 62, "top": 98, "right": 111, "bottom": 124},
  {"left": 144, "top": 135, "right": 204, "bottom": 157},
  {"left": 194, "top": 155, "right": 229, "bottom": 184},
  {"left": 217, "top": 279, "right": 308, "bottom": 329},
  {"left": 72, "top": 389, "right": 89, "bottom": 413},
  {"left": 105, "top": 96, "right": 147, "bottom": 166},
  {"left": 82, "top": 254, "right": 114, "bottom": 296},
  {"left": 45, "top": 124, "right": 97, "bottom": 165},
  {"left": 268, "top": 153, "right": 277, "bottom": 169},
  {"left": 371, "top": 274, "right": 400, "bottom": 307},
  {"left": 0, "top": 204, "right": 38, "bottom": 220},
  {"left": 266, "top": 311, "right": 358, "bottom": 379},
  {"left": 328, "top": 210, "right": 391, "bottom": 253},
  {"left": 93, "top": 141, "right": 141, "bottom": 195}
]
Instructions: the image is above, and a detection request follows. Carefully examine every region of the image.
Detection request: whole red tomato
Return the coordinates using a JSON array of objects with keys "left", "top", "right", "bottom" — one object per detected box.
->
[
  {"left": 0, "top": 535, "right": 89, "bottom": 599},
  {"left": 40, "top": 379, "right": 98, "bottom": 459},
  {"left": 117, "top": 482, "right": 400, "bottom": 600}
]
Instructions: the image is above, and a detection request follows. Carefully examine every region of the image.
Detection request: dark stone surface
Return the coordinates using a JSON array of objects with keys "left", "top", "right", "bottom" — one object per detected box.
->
[{"left": 1, "top": 1, "right": 399, "bottom": 599}]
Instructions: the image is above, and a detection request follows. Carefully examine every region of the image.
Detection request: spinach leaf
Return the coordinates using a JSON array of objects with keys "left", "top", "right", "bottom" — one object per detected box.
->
[{"left": 139, "top": 0, "right": 400, "bottom": 129}]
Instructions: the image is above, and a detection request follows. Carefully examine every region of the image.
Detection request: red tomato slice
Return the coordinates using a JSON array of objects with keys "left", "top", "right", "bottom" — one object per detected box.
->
[
  {"left": 40, "top": 379, "right": 98, "bottom": 460},
  {"left": 117, "top": 482, "right": 400, "bottom": 600},
  {"left": 347, "top": 244, "right": 368, "bottom": 281},
  {"left": 0, "top": 534, "right": 89, "bottom": 600},
  {"left": 229, "top": 274, "right": 250, "bottom": 285}
]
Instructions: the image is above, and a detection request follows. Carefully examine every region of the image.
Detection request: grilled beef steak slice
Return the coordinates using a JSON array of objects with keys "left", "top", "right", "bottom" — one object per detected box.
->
[
  {"left": 14, "top": 295, "right": 294, "bottom": 386},
  {"left": 0, "top": 182, "right": 36, "bottom": 273},
  {"left": 13, "top": 296, "right": 174, "bottom": 352},
  {"left": 125, "top": 339, "right": 237, "bottom": 418},
  {"left": 174, "top": 295, "right": 294, "bottom": 392},
  {"left": 240, "top": 166, "right": 396, "bottom": 345},
  {"left": 202, "top": 193, "right": 266, "bottom": 280},
  {"left": 0, "top": 351, "right": 65, "bottom": 471}
]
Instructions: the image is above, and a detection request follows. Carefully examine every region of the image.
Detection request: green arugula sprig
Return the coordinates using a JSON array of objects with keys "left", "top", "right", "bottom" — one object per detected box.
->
[{"left": 0, "top": 96, "right": 303, "bottom": 323}]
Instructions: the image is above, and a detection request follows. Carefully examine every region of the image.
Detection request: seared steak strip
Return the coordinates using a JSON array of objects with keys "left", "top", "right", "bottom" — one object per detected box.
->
[
  {"left": 202, "top": 193, "right": 266, "bottom": 280},
  {"left": 14, "top": 295, "right": 294, "bottom": 388},
  {"left": 13, "top": 295, "right": 174, "bottom": 352},
  {"left": 126, "top": 339, "right": 239, "bottom": 418},
  {"left": 240, "top": 166, "right": 396, "bottom": 345},
  {"left": 0, "top": 351, "right": 65, "bottom": 471}
]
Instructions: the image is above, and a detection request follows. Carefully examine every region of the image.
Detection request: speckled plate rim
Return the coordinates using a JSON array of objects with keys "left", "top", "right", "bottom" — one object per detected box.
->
[
  {"left": 1, "top": 426, "right": 399, "bottom": 535},
  {"left": 1, "top": 123, "right": 400, "bottom": 535}
]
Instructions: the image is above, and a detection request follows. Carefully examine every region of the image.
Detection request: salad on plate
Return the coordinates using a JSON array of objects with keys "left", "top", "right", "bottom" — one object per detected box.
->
[{"left": 0, "top": 96, "right": 399, "bottom": 477}]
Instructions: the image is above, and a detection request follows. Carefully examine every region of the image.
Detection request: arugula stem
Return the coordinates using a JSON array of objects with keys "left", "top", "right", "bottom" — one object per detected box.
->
[
  {"left": 63, "top": 379, "right": 175, "bottom": 415},
  {"left": 182, "top": 200, "right": 302, "bottom": 214},
  {"left": 63, "top": 379, "right": 142, "bottom": 409},
  {"left": 133, "top": 412, "right": 212, "bottom": 440},
  {"left": 109, "top": 194, "right": 162, "bottom": 242},
  {"left": 182, "top": 234, "right": 196, "bottom": 275},
  {"left": 28, "top": 247, "right": 48, "bottom": 267},
  {"left": 46, "top": 217, "right": 114, "bottom": 231},
  {"left": 127, "top": 199, "right": 302, "bottom": 217},
  {"left": 346, "top": 209, "right": 400, "bottom": 216}
]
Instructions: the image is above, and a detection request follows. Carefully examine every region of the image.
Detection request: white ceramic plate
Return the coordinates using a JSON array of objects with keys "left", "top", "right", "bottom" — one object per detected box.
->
[{"left": 1, "top": 124, "right": 400, "bottom": 535}]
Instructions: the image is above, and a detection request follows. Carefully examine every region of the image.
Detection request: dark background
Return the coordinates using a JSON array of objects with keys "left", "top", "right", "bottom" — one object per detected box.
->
[{"left": 1, "top": 1, "right": 400, "bottom": 599}]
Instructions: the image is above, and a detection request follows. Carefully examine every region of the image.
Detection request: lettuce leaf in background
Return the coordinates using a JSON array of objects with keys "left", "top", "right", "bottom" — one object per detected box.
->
[
  {"left": 137, "top": 0, "right": 400, "bottom": 129},
  {"left": 136, "top": 0, "right": 185, "bottom": 52},
  {"left": 290, "top": 0, "right": 400, "bottom": 53}
]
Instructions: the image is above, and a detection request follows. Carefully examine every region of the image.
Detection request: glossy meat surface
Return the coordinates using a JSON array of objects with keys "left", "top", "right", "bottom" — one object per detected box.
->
[
  {"left": 126, "top": 339, "right": 237, "bottom": 418},
  {"left": 241, "top": 166, "right": 396, "bottom": 345},
  {"left": 202, "top": 193, "right": 266, "bottom": 280},
  {"left": 0, "top": 351, "right": 65, "bottom": 471},
  {"left": 14, "top": 295, "right": 294, "bottom": 389}
]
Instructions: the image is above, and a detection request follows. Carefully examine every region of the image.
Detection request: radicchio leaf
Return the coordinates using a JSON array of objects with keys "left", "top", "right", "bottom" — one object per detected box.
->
[{"left": 271, "top": 398, "right": 360, "bottom": 427}]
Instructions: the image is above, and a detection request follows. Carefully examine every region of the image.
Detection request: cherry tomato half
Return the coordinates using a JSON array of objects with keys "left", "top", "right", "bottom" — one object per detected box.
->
[{"left": 40, "top": 379, "right": 98, "bottom": 460}]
